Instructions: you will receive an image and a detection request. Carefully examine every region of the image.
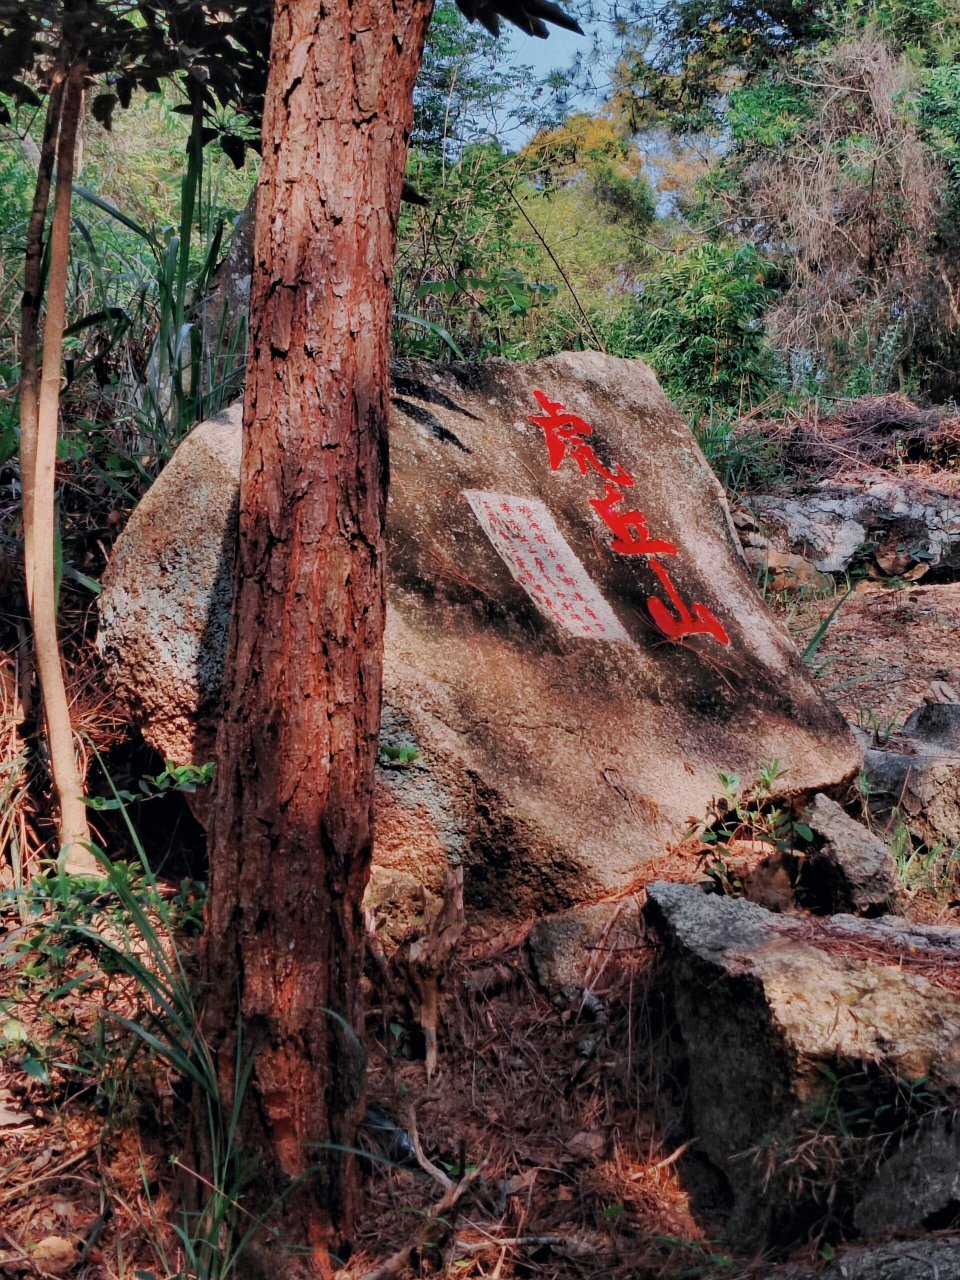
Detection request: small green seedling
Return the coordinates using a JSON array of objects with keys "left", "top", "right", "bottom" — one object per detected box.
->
[{"left": 378, "top": 744, "right": 422, "bottom": 768}]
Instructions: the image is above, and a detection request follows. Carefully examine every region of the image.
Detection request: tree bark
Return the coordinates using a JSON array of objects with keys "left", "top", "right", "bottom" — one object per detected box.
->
[
  {"left": 20, "top": 69, "right": 65, "bottom": 648},
  {"left": 200, "top": 0, "right": 434, "bottom": 1274},
  {"left": 21, "top": 60, "right": 95, "bottom": 872}
]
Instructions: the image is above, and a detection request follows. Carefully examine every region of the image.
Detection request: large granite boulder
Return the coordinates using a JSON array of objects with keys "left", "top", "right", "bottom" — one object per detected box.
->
[
  {"left": 98, "top": 354, "right": 860, "bottom": 913},
  {"left": 647, "top": 881, "right": 960, "bottom": 1250}
]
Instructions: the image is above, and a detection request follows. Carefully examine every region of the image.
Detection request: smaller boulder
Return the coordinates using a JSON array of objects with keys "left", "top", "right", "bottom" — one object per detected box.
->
[
  {"left": 800, "top": 793, "right": 898, "bottom": 914},
  {"left": 646, "top": 881, "right": 960, "bottom": 1250},
  {"left": 863, "top": 703, "right": 960, "bottom": 848},
  {"left": 527, "top": 898, "right": 642, "bottom": 1005},
  {"left": 854, "top": 1115, "right": 960, "bottom": 1235},
  {"left": 743, "top": 546, "right": 833, "bottom": 593},
  {"left": 902, "top": 702, "right": 960, "bottom": 754}
]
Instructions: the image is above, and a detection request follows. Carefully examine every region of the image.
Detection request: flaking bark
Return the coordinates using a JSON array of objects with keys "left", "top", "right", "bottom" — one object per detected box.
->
[{"left": 200, "top": 0, "right": 435, "bottom": 1274}]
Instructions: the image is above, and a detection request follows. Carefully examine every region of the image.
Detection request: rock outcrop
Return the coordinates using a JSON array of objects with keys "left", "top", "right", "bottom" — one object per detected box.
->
[
  {"left": 768, "top": 1237, "right": 960, "bottom": 1280},
  {"left": 99, "top": 354, "right": 861, "bottom": 913},
  {"left": 739, "top": 479, "right": 960, "bottom": 579},
  {"left": 800, "top": 793, "right": 898, "bottom": 914},
  {"left": 647, "top": 881, "right": 960, "bottom": 1249}
]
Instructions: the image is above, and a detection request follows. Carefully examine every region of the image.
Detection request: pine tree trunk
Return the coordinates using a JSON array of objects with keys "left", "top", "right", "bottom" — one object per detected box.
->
[{"left": 200, "top": 0, "right": 434, "bottom": 1273}]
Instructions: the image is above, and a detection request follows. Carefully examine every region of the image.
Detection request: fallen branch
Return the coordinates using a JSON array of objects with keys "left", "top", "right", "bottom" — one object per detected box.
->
[
  {"left": 406, "top": 1103, "right": 453, "bottom": 1192},
  {"left": 629, "top": 1137, "right": 697, "bottom": 1179},
  {"left": 359, "top": 1163, "right": 485, "bottom": 1280},
  {"left": 454, "top": 1233, "right": 597, "bottom": 1257}
]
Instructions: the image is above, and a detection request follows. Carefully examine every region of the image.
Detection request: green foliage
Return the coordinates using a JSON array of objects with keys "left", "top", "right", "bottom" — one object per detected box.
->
[
  {"left": 613, "top": 242, "right": 777, "bottom": 410},
  {"left": 0, "top": 1, "right": 269, "bottom": 163},
  {"left": 516, "top": 186, "right": 640, "bottom": 350},
  {"left": 727, "top": 81, "right": 811, "bottom": 148},
  {"left": 0, "top": 126, "right": 31, "bottom": 239},
  {"left": 0, "top": 134, "right": 30, "bottom": 443},
  {"left": 893, "top": 829, "right": 960, "bottom": 900},
  {"left": 413, "top": 0, "right": 573, "bottom": 151},
  {"left": 415, "top": 0, "right": 516, "bottom": 149},
  {"left": 0, "top": 789, "right": 272, "bottom": 1280},
  {"left": 0, "top": 88, "right": 253, "bottom": 520},
  {"left": 397, "top": 40, "right": 648, "bottom": 362},
  {"left": 378, "top": 744, "right": 423, "bottom": 767},
  {"left": 697, "top": 760, "right": 814, "bottom": 859},
  {"left": 80, "top": 90, "right": 254, "bottom": 231},
  {"left": 85, "top": 759, "right": 214, "bottom": 811},
  {"left": 800, "top": 587, "right": 853, "bottom": 665},
  {"left": 862, "top": 0, "right": 958, "bottom": 48},
  {"left": 525, "top": 110, "right": 657, "bottom": 251},
  {"left": 395, "top": 143, "right": 561, "bottom": 359},
  {"left": 840, "top": 318, "right": 908, "bottom": 397},
  {"left": 611, "top": 0, "right": 825, "bottom": 130},
  {"left": 589, "top": 161, "right": 655, "bottom": 233},
  {"left": 863, "top": 804, "right": 960, "bottom": 903},
  {"left": 690, "top": 408, "right": 784, "bottom": 494},
  {"left": 609, "top": 0, "right": 960, "bottom": 402},
  {"left": 919, "top": 62, "right": 960, "bottom": 195}
]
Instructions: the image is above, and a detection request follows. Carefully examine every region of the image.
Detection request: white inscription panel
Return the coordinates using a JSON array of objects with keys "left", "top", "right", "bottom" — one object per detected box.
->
[{"left": 463, "top": 490, "right": 634, "bottom": 645}]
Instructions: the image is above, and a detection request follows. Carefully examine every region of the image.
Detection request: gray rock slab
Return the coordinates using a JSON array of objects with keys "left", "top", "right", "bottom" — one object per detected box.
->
[
  {"left": 855, "top": 1117, "right": 960, "bottom": 1236},
  {"left": 802, "top": 793, "right": 898, "bottom": 913},
  {"left": 99, "top": 354, "right": 861, "bottom": 914},
  {"left": 902, "top": 703, "right": 960, "bottom": 754},
  {"left": 767, "top": 1237, "right": 960, "bottom": 1280},
  {"left": 864, "top": 703, "right": 960, "bottom": 848},
  {"left": 646, "top": 881, "right": 960, "bottom": 1248}
]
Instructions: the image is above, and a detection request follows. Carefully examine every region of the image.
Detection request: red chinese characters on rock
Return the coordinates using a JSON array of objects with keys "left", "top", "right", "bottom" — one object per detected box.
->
[
  {"left": 529, "top": 389, "right": 730, "bottom": 646},
  {"left": 588, "top": 483, "right": 679, "bottom": 559}
]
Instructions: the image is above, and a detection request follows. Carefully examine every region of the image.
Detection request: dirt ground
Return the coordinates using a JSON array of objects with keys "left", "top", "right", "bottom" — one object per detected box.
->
[
  {"left": 0, "top": 896, "right": 748, "bottom": 1280},
  {"left": 786, "top": 580, "right": 960, "bottom": 736},
  {"left": 4, "top": 568, "right": 960, "bottom": 1280}
]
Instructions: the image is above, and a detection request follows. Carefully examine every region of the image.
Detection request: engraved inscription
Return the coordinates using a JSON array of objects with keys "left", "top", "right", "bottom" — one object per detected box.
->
[{"left": 463, "top": 490, "right": 634, "bottom": 645}]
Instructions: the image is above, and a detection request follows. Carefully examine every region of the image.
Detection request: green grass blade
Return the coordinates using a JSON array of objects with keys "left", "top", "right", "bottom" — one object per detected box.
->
[
  {"left": 74, "top": 185, "right": 160, "bottom": 253},
  {"left": 803, "top": 586, "right": 853, "bottom": 664},
  {"left": 393, "top": 311, "right": 465, "bottom": 359}
]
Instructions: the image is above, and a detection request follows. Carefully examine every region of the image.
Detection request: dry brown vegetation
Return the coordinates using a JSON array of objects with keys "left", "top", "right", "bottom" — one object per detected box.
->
[
  {"left": 720, "top": 31, "right": 955, "bottom": 386},
  {"left": 745, "top": 393, "right": 960, "bottom": 485},
  {"left": 0, "top": 882, "right": 750, "bottom": 1280}
]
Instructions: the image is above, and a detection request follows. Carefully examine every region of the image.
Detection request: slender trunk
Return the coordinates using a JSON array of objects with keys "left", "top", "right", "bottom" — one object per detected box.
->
[
  {"left": 29, "top": 62, "right": 94, "bottom": 872},
  {"left": 200, "top": 0, "right": 434, "bottom": 1274},
  {"left": 20, "top": 70, "right": 66, "bottom": 621}
]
